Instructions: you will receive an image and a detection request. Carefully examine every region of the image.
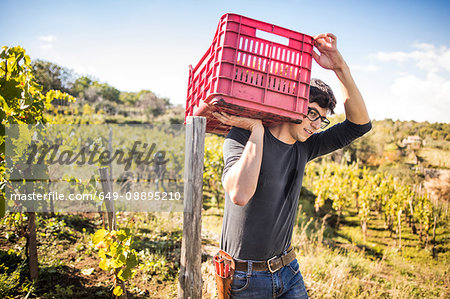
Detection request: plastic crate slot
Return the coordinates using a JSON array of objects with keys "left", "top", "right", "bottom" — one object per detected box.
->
[{"left": 256, "top": 29, "right": 289, "bottom": 46}]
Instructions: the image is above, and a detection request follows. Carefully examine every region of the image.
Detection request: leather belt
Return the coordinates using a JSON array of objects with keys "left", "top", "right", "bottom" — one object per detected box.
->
[{"left": 235, "top": 247, "right": 296, "bottom": 273}]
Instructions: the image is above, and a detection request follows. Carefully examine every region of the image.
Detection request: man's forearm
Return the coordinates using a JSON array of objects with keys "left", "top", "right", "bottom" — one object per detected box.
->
[
  {"left": 335, "top": 64, "right": 370, "bottom": 125},
  {"left": 223, "top": 125, "right": 264, "bottom": 206}
]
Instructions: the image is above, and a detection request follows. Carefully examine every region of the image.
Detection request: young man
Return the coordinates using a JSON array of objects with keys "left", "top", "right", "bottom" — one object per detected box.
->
[{"left": 213, "top": 33, "right": 371, "bottom": 298}]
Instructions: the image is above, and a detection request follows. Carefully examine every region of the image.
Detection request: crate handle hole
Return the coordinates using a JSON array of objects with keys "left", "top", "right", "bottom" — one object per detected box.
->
[{"left": 256, "top": 30, "right": 289, "bottom": 46}]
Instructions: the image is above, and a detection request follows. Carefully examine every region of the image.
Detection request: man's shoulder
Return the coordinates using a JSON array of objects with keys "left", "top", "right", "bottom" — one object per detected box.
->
[{"left": 226, "top": 126, "right": 251, "bottom": 146}]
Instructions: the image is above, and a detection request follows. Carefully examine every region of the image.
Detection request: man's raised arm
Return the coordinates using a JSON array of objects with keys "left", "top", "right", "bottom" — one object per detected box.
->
[
  {"left": 213, "top": 112, "right": 264, "bottom": 206},
  {"left": 313, "top": 33, "right": 370, "bottom": 125}
]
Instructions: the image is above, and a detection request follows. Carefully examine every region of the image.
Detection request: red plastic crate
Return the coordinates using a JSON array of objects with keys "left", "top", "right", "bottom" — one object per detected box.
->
[{"left": 185, "top": 13, "right": 314, "bottom": 135}]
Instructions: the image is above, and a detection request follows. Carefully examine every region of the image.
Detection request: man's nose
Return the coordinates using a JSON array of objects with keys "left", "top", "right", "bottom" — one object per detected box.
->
[{"left": 310, "top": 119, "right": 321, "bottom": 130}]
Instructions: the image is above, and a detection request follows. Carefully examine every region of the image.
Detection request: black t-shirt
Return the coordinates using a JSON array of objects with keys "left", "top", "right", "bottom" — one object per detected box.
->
[{"left": 220, "top": 120, "right": 372, "bottom": 260}]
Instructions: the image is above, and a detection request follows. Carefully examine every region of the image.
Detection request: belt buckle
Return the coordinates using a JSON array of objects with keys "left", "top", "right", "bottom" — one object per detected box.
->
[{"left": 267, "top": 255, "right": 279, "bottom": 273}]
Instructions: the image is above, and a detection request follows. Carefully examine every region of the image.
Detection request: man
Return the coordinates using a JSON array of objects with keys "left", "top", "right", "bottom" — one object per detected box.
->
[{"left": 213, "top": 33, "right": 371, "bottom": 298}]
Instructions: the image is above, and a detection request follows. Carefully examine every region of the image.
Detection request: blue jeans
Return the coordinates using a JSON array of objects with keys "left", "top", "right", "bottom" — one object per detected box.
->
[{"left": 230, "top": 258, "right": 309, "bottom": 298}]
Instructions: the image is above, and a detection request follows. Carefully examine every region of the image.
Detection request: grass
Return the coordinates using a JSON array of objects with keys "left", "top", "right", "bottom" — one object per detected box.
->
[
  {"left": 1, "top": 204, "right": 448, "bottom": 298},
  {"left": 418, "top": 147, "right": 450, "bottom": 168},
  {"left": 292, "top": 190, "right": 449, "bottom": 298}
]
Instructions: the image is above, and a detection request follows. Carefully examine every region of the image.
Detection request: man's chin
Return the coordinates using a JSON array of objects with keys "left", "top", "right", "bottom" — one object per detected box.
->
[{"left": 298, "top": 135, "right": 310, "bottom": 142}]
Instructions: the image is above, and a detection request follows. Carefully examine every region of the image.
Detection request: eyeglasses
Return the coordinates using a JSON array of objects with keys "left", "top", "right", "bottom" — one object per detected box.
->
[{"left": 306, "top": 107, "right": 330, "bottom": 129}]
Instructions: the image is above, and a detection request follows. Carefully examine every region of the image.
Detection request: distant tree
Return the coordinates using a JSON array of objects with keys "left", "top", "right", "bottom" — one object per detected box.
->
[
  {"left": 137, "top": 91, "right": 169, "bottom": 117},
  {"left": 83, "top": 85, "right": 103, "bottom": 102},
  {"left": 71, "top": 75, "right": 93, "bottom": 99},
  {"left": 31, "top": 59, "right": 74, "bottom": 94},
  {"left": 93, "top": 81, "right": 120, "bottom": 103},
  {"left": 71, "top": 76, "right": 120, "bottom": 104},
  {"left": 119, "top": 91, "right": 139, "bottom": 105}
]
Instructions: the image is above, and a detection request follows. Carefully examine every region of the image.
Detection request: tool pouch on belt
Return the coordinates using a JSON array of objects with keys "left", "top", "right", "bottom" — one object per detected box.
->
[{"left": 213, "top": 250, "right": 235, "bottom": 299}]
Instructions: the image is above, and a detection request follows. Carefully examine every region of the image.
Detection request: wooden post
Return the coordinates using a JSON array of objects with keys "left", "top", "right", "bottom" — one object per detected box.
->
[
  {"left": 432, "top": 215, "right": 437, "bottom": 259},
  {"left": 99, "top": 167, "right": 116, "bottom": 231},
  {"left": 398, "top": 209, "right": 402, "bottom": 251},
  {"left": 178, "top": 116, "right": 206, "bottom": 299},
  {"left": 24, "top": 167, "right": 38, "bottom": 281},
  {"left": 25, "top": 212, "right": 38, "bottom": 281}
]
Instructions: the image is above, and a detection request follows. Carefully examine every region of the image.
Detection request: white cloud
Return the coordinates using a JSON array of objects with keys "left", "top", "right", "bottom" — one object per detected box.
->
[
  {"left": 375, "top": 43, "right": 450, "bottom": 73},
  {"left": 370, "top": 42, "right": 450, "bottom": 122},
  {"left": 37, "top": 35, "right": 57, "bottom": 52},
  {"left": 38, "top": 35, "right": 56, "bottom": 42},
  {"left": 389, "top": 72, "right": 450, "bottom": 122}
]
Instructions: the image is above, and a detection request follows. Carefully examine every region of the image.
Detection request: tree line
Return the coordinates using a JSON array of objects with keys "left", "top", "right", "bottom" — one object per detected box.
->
[{"left": 31, "top": 59, "right": 181, "bottom": 122}]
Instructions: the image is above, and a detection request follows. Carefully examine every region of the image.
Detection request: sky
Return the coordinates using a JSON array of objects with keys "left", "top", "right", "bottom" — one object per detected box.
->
[{"left": 1, "top": 0, "right": 449, "bottom": 123}]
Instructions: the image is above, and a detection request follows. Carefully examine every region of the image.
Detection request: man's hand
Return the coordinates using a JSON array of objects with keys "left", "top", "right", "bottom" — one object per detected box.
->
[
  {"left": 312, "top": 33, "right": 347, "bottom": 71},
  {"left": 312, "top": 33, "right": 370, "bottom": 125},
  {"left": 213, "top": 111, "right": 263, "bottom": 132}
]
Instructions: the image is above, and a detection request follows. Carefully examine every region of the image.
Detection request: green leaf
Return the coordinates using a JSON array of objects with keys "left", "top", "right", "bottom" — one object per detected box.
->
[
  {"left": 126, "top": 251, "right": 139, "bottom": 269},
  {"left": 116, "top": 229, "right": 128, "bottom": 241},
  {"left": 118, "top": 253, "right": 126, "bottom": 264},
  {"left": 0, "top": 79, "right": 22, "bottom": 102},
  {"left": 117, "top": 267, "right": 132, "bottom": 281},
  {"left": 113, "top": 285, "right": 123, "bottom": 296}
]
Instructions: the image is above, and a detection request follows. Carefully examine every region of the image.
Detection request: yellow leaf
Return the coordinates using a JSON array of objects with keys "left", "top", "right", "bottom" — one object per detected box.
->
[{"left": 113, "top": 285, "right": 123, "bottom": 296}]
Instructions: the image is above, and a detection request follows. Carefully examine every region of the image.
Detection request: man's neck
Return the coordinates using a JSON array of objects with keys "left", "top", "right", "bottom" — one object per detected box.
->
[{"left": 268, "top": 123, "right": 296, "bottom": 145}]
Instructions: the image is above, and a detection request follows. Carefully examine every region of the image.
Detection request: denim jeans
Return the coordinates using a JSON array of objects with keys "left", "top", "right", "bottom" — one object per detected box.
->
[{"left": 230, "top": 258, "right": 309, "bottom": 298}]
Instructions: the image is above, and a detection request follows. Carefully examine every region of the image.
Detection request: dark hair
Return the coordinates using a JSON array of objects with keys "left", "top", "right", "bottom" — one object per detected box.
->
[{"left": 309, "top": 78, "right": 336, "bottom": 115}]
